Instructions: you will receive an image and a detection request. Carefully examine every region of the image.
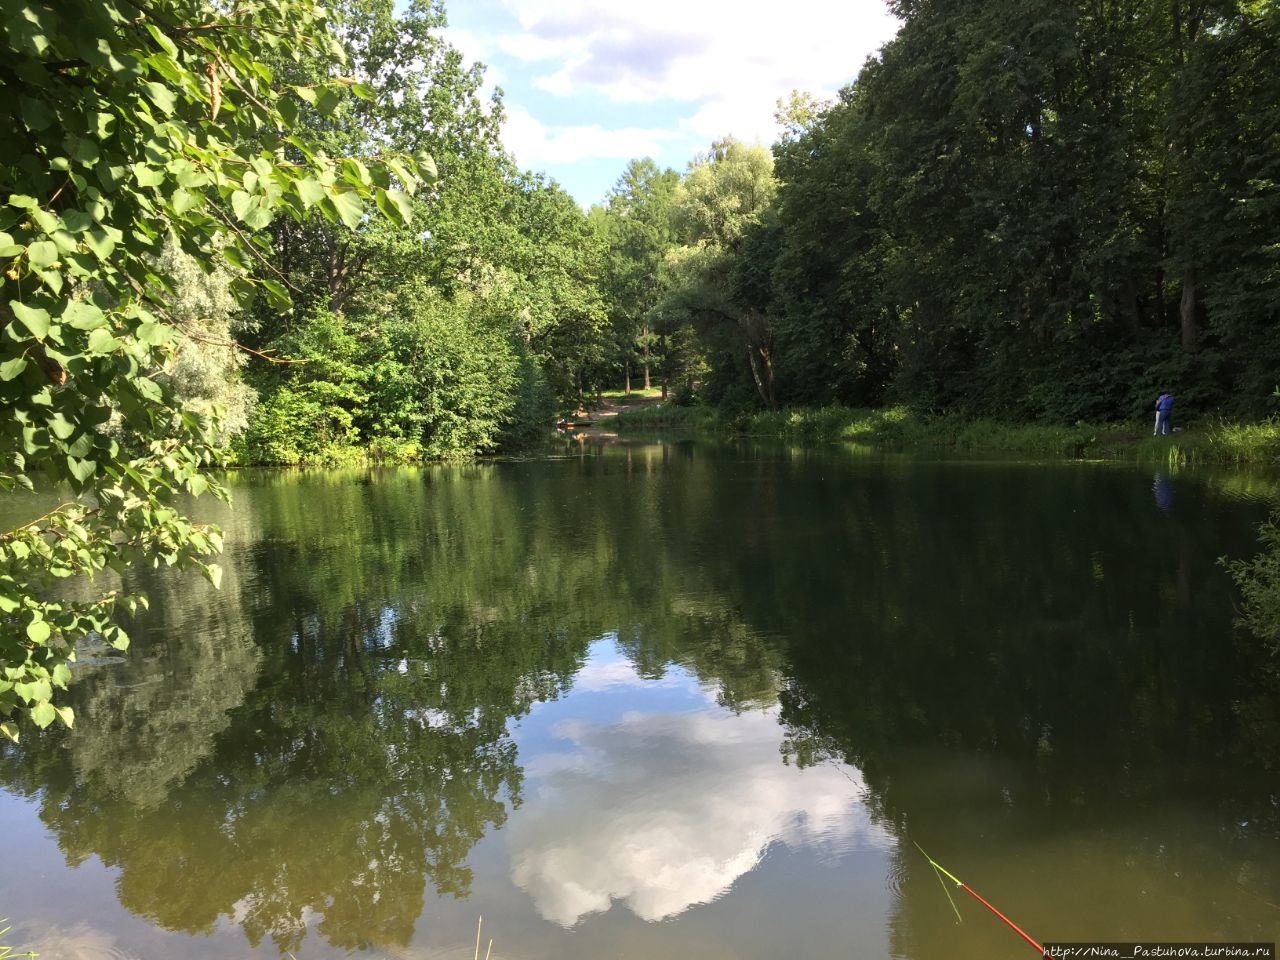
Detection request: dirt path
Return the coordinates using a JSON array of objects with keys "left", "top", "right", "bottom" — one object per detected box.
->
[{"left": 560, "top": 393, "right": 663, "bottom": 441}]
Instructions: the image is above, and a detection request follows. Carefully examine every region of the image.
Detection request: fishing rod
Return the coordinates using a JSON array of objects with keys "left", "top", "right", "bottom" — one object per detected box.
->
[{"left": 913, "top": 841, "right": 1044, "bottom": 955}]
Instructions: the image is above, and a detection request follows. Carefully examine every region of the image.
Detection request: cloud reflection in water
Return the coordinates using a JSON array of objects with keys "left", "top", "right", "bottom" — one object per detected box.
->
[{"left": 507, "top": 706, "right": 890, "bottom": 927}]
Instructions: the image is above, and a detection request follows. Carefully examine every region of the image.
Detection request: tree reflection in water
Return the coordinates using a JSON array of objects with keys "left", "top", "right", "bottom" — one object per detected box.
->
[{"left": 1, "top": 452, "right": 1278, "bottom": 956}]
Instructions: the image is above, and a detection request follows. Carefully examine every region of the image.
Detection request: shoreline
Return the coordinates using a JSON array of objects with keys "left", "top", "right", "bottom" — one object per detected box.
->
[{"left": 610, "top": 403, "right": 1280, "bottom": 467}]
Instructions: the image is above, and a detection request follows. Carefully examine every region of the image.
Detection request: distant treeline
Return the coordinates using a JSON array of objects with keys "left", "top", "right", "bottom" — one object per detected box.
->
[
  {"left": 165, "top": 0, "right": 1278, "bottom": 465},
  {"left": 601, "top": 0, "right": 1280, "bottom": 425}
]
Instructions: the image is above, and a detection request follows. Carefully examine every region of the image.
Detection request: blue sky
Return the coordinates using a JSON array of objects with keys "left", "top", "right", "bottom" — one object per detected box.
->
[{"left": 442, "top": 0, "right": 902, "bottom": 207}]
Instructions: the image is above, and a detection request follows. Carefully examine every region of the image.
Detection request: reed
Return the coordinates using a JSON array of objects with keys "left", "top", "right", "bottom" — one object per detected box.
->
[{"left": 0, "top": 921, "right": 35, "bottom": 960}]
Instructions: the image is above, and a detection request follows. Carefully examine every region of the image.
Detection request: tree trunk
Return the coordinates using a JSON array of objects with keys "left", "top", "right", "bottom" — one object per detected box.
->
[
  {"left": 642, "top": 326, "right": 652, "bottom": 390},
  {"left": 745, "top": 344, "right": 778, "bottom": 410},
  {"left": 624, "top": 361, "right": 631, "bottom": 396},
  {"left": 1179, "top": 268, "right": 1198, "bottom": 352}
]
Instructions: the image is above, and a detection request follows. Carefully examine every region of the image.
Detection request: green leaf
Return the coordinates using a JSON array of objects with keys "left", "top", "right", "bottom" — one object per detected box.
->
[
  {"left": 10, "top": 301, "right": 51, "bottom": 338},
  {"left": 170, "top": 187, "right": 199, "bottom": 215},
  {"left": 231, "top": 190, "right": 253, "bottom": 221},
  {"left": 63, "top": 300, "right": 106, "bottom": 330},
  {"left": 137, "top": 321, "right": 172, "bottom": 346},
  {"left": 294, "top": 178, "right": 326, "bottom": 208},
  {"left": 26, "top": 619, "right": 50, "bottom": 644},
  {"left": 71, "top": 138, "right": 101, "bottom": 166},
  {"left": 48, "top": 412, "right": 76, "bottom": 439},
  {"left": 87, "top": 327, "right": 121, "bottom": 354},
  {"left": 16, "top": 678, "right": 52, "bottom": 705},
  {"left": 21, "top": 96, "right": 52, "bottom": 130},
  {"left": 85, "top": 228, "right": 117, "bottom": 260},
  {"left": 30, "top": 701, "right": 56, "bottom": 729},
  {"left": 133, "top": 163, "right": 167, "bottom": 188},
  {"left": 414, "top": 151, "right": 438, "bottom": 182},
  {"left": 376, "top": 188, "right": 414, "bottom": 226},
  {"left": 66, "top": 456, "right": 96, "bottom": 483},
  {"left": 261, "top": 277, "right": 291, "bottom": 308},
  {"left": 386, "top": 158, "right": 417, "bottom": 192},
  {"left": 341, "top": 158, "right": 372, "bottom": 189},
  {"left": 144, "top": 23, "right": 179, "bottom": 58},
  {"left": 0, "top": 722, "right": 17, "bottom": 744},
  {"left": 328, "top": 190, "right": 364, "bottom": 230},
  {"left": 143, "top": 81, "right": 178, "bottom": 115},
  {"left": 229, "top": 277, "right": 257, "bottom": 308},
  {"left": 135, "top": 377, "right": 163, "bottom": 402},
  {"left": 94, "top": 112, "right": 117, "bottom": 140},
  {"left": 315, "top": 86, "right": 343, "bottom": 116},
  {"left": 27, "top": 240, "right": 58, "bottom": 268},
  {"left": 0, "top": 356, "right": 27, "bottom": 381}
]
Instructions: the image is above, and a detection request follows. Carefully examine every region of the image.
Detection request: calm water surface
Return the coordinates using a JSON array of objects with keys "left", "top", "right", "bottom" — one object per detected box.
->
[{"left": 2, "top": 442, "right": 1279, "bottom": 959}]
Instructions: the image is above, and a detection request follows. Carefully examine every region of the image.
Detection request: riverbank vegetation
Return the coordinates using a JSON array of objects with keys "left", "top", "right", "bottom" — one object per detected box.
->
[
  {"left": 240, "top": 0, "right": 1276, "bottom": 463},
  {"left": 614, "top": 403, "right": 1280, "bottom": 464}
]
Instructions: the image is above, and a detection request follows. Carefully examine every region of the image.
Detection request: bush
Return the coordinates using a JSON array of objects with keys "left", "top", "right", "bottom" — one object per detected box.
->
[{"left": 1224, "top": 513, "right": 1280, "bottom": 654}]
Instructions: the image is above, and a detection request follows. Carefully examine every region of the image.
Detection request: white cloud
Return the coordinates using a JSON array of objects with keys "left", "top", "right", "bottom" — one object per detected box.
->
[
  {"left": 498, "top": 32, "right": 580, "bottom": 62},
  {"left": 496, "top": 0, "right": 900, "bottom": 144},
  {"left": 441, "top": 0, "right": 900, "bottom": 197},
  {"left": 506, "top": 707, "right": 891, "bottom": 927},
  {"left": 679, "top": 95, "right": 778, "bottom": 146},
  {"left": 502, "top": 106, "right": 683, "bottom": 167},
  {"left": 572, "top": 657, "right": 660, "bottom": 692}
]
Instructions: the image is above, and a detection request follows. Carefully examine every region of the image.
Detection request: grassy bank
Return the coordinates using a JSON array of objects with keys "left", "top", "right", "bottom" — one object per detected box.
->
[{"left": 612, "top": 403, "right": 1280, "bottom": 465}]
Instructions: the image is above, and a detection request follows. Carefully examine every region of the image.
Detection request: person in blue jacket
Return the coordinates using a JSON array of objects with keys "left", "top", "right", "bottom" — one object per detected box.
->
[{"left": 1154, "top": 392, "right": 1174, "bottom": 435}]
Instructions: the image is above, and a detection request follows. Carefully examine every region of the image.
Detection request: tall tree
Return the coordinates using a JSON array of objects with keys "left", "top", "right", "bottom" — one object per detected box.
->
[
  {"left": 263, "top": 0, "right": 495, "bottom": 319},
  {"left": 596, "top": 158, "right": 681, "bottom": 392},
  {"left": 664, "top": 138, "right": 779, "bottom": 408}
]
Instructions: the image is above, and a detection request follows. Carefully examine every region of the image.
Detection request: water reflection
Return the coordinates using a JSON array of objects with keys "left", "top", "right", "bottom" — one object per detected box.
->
[
  {"left": 1153, "top": 470, "right": 1174, "bottom": 512},
  {"left": 508, "top": 650, "right": 887, "bottom": 926},
  {"left": 0, "top": 451, "right": 1277, "bottom": 958}
]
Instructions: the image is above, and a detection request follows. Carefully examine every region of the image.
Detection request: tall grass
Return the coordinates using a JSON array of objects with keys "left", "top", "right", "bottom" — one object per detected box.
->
[{"left": 613, "top": 403, "right": 1280, "bottom": 465}]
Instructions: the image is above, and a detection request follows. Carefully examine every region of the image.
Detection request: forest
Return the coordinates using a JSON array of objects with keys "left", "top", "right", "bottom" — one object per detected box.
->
[
  {"left": 290, "top": 0, "right": 1275, "bottom": 460},
  {"left": 45, "top": 0, "right": 1280, "bottom": 467}
]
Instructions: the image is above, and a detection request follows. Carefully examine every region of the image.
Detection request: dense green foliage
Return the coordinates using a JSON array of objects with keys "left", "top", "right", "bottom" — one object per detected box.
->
[
  {"left": 592, "top": 0, "right": 1280, "bottom": 425},
  {"left": 0, "top": 0, "right": 431, "bottom": 738},
  {"left": 229, "top": 0, "right": 607, "bottom": 464},
  {"left": 1224, "top": 511, "right": 1280, "bottom": 652}
]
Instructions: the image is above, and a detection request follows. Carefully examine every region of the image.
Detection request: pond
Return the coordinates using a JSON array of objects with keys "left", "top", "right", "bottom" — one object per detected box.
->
[{"left": 2, "top": 442, "right": 1279, "bottom": 958}]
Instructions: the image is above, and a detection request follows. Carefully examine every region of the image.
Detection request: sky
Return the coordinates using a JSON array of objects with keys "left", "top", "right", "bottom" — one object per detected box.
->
[{"left": 441, "top": 0, "right": 902, "bottom": 207}]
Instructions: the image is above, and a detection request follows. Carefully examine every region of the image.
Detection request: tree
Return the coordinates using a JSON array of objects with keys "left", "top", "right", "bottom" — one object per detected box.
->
[
  {"left": 263, "top": 0, "right": 491, "bottom": 319},
  {"left": 0, "top": 0, "right": 427, "bottom": 739},
  {"left": 771, "top": 85, "right": 897, "bottom": 407},
  {"left": 154, "top": 242, "right": 258, "bottom": 445},
  {"left": 596, "top": 158, "right": 681, "bottom": 392},
  {"left": 663, "top": 138, "right": 779, "bottom": 408}
]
